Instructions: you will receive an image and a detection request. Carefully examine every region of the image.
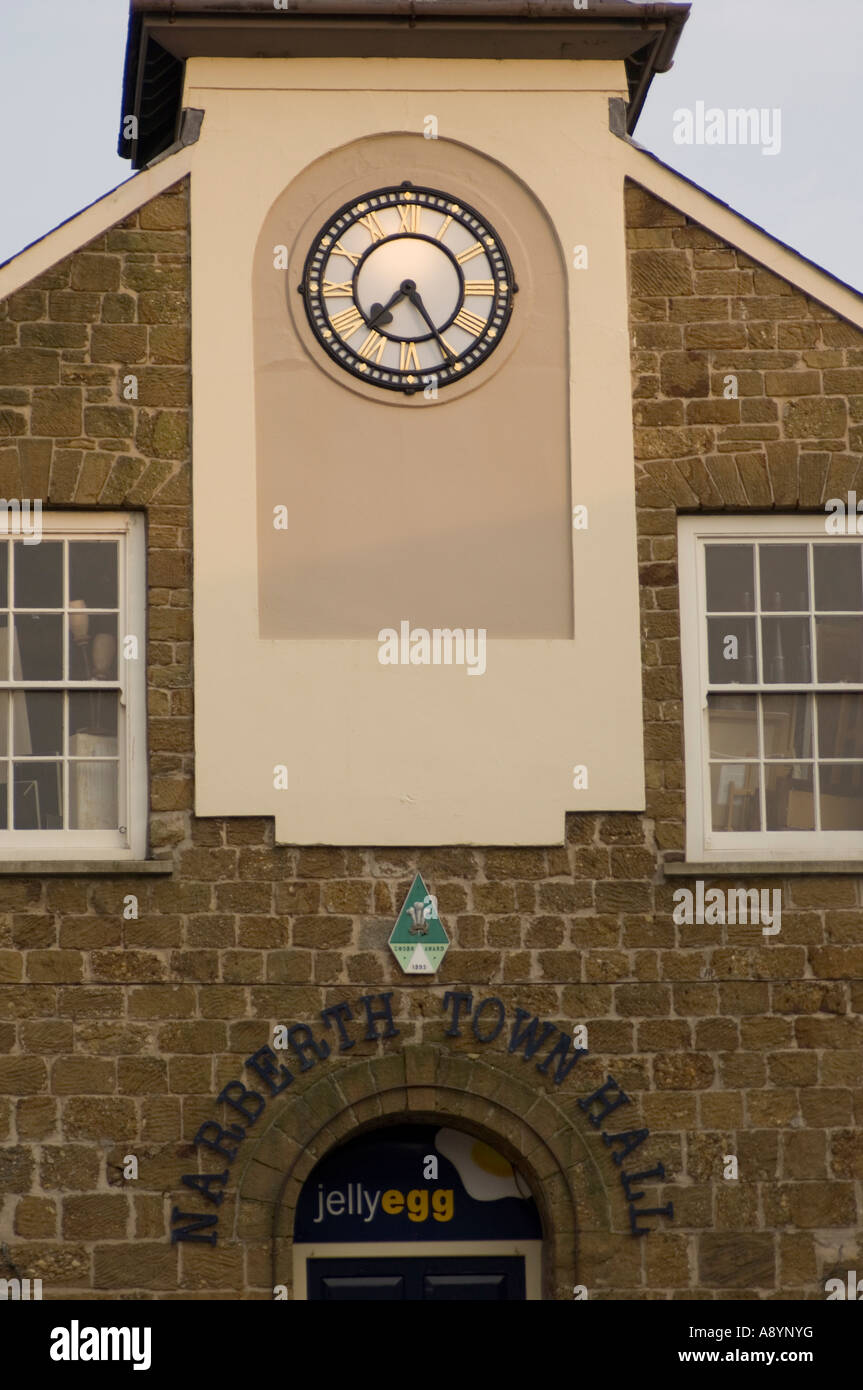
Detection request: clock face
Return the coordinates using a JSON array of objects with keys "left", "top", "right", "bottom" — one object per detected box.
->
[{"left": 300, "top": 183, "right": 516, "bottom": 394}]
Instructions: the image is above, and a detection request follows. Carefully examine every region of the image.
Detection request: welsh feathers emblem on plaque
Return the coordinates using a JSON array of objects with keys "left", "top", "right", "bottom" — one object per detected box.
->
[{"left": 389, "top": 873, "right": 450, "bottom": 974}]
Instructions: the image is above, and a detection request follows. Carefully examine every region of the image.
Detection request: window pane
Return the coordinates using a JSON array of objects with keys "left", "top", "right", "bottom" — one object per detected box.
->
[
  {"left": 16, "top": 614, "right": 63, "bottom": 680},
  {"left": 819, "top": 763, "right": 863, "bottom": 829},
  {"left": 69, "top": 691, "right": 118, "bottom": 739},
  {"left": 759, "top": 544, "right": 808, "bottom": 612},
  {"left": 13, "top": 761, "right": 62, "bottom": 828},
  {"left": 708, "top": 617, "right": 757, "bottom": 683},
  {"left": 761, "top": 616, "right": 811, "bottom": 683},
  {"left": 813, "top": 544, "right": 863, "bottom": 611},
  {"left": 14, "top": 540, "right": 62, "bottom": 608},
  {"left": 69, "top": 760, "right": 118, "bottom": 830},
  {"left": 815, "top": 616, "right": 863, "bottom": 683},
  {"left": 710, "top": 763, "right": 761, "bottom": 831},
  {"left": 0, "top": 524, "right": 131, "bottom": 842},
  {"left": 69, "top": 541, "right": 118, "bottom": 609},
  {"left": 817, "top": 693, "right": 863, "bottom": 758},
  {"left": 708, "top": 695, "right": 758, "bottom": 757},
  {"left": 12, "top": 692, "right": 61, "bottom": 756},
  {"left": 68, "top": 615, "right": 118, "bottom": 681},
  {"left": 763, "top": 694, "right": 811, "bottom": 758},
  {"left": 705, "top": 545, "right": 755, "bottom": 611},
  {"left": 765, "top": 763, "right": 814, "bottom": 830}
]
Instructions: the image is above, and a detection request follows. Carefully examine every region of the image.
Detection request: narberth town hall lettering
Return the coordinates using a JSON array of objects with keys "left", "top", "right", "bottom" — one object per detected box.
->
[
  {"left": 171, "top": 991, "right": 671, "bottom": 1247},
  {"left": 1, "top": 0, "right": 863, "bottom": 1302}
]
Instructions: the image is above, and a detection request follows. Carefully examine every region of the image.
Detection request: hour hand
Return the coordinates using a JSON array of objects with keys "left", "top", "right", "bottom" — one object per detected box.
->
[
  {"left": 369, "top": 303, "right": 394, "bottom": 327},
  {"left": 367, "top": 286, "right": 405, "bottom": 329}
]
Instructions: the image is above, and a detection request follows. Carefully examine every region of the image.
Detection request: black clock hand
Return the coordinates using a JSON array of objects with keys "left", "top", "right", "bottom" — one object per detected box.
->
[
  {"left": 367, "top": 286, "right": 405, "bottom": 329},
  {"left": 401, "top": 281, "right": 457, "bottom": 362}
]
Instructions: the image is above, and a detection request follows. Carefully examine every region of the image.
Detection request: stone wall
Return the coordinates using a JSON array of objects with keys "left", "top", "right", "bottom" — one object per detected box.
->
[
  {"left": 0, "top": 175, "right": 860, "bottom": 1299},
  {"left": 627, "top": 182, "right": 863, "bottom": 1297}
]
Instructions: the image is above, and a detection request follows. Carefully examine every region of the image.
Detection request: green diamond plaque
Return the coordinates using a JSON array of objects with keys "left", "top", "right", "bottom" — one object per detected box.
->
[{"left": 388, "top": 873, "right": 450, "bottom": 975}]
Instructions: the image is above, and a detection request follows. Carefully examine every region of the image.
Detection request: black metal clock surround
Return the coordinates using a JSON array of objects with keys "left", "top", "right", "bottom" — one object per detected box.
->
[{"left": 299, "top": 183, "right": 516, "bottom": 394}]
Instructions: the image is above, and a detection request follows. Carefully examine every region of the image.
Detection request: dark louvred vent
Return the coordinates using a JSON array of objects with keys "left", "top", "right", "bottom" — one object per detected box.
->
[{"left": 119, "top": 34, "right": 184, "bottom": 169}]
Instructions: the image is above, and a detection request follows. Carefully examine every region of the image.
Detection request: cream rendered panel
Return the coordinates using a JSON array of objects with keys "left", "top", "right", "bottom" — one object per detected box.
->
[
  {"left": 255, "top": 133, "right": 572, "bottom": 638},
  {"left": 186, "top": 58, "right": 644, "bottom": 844}
]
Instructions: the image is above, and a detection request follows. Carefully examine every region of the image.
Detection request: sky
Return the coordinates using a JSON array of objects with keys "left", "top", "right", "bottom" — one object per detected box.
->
[{"left": 0, "top": 0, "right": 860, "bottom": 290}]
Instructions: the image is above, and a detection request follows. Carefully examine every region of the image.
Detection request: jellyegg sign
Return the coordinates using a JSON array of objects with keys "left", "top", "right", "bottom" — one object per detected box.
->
[{"left": 294, "top": 1123, "right": 542, "bottom": 1242}]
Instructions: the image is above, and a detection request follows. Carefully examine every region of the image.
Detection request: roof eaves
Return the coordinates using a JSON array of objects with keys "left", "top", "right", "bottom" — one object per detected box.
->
[
  {"left": 617, "top": 136, "right": 863, "bottom": 326},
  {"left": 119, "top": 0, "right": 691, "bottom": 167},
  {"left": 0, "top": 147, "right": 193, "bottom": 301}
]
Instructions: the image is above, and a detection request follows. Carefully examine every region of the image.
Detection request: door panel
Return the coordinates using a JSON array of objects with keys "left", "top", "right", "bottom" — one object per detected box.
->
[
  {"left": 318, "top": 1275, "right": 405, "bottom": 1301},
  {"left": 308, "top": 1255, "right": 525, "bottom": 1301},
  {"left": 423, "top": 1273, "right": 510, "bottom": 1300}
]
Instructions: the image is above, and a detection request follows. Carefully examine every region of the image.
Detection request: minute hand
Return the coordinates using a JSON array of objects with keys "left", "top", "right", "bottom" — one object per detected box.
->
[{"left": 404, "top": 285, "right": 457, "bottom": 362}]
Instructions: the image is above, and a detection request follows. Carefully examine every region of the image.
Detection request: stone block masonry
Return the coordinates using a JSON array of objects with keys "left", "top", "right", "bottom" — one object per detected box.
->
[{"left": 0, "top": 176, "right": 861, "bottom": 1298}]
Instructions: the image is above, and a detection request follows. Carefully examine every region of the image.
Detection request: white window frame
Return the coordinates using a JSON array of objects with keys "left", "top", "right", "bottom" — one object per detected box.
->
[
  {"left": 679, "top": 513, "right": 863, "bottom": 863},
  {"left": 0, "top": 511, "right": 146, "bottom": 861}
]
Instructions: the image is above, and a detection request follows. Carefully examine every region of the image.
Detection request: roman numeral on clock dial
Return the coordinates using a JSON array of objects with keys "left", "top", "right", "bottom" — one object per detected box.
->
[
  {"left": 332, "top": 240, "right": 361, "bottom": 265},
  {"left": 398, "top": 203, "right": 422, "bottom": 233},
  {"left": 399, "top": 341, "right": 420, "bottom": 371},
  {"left": 358, "top": 329, "right": 387, "bottom": 363},
  {"left": 456, "top": 242, "right": 484, "bottom": 265},
  {"left": 464, "top": 280, "right": 495, "bottom": 296},
  {"left": 322, "top": 281, "right": 353, "bottom": 297},
  {"left": 453, "top": 308, "right": 487, "bottom": 336},
  {"left": 330, "top": 306, "right": 365, "bottom": 338},
  {"left": 358, "top": 211, "right": 386, "bottom": 242}
]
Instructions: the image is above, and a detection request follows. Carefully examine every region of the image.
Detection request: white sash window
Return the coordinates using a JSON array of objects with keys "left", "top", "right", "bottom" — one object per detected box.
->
[
  {"left": 679, "top": 515, "right": 863, "bottom": 861},
  {"left": 0, "top": 511, "right": 146, "bottom": 860}
]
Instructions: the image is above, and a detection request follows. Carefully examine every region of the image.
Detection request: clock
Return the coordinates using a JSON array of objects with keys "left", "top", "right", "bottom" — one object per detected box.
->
[{"left": 299, "top": 183, "right": 516, "bottom": 394}]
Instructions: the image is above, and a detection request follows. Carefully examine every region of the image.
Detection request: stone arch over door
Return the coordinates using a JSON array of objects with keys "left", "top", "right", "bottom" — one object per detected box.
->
[{"left": 233, "top": 1047, "right": 616, "bottom": 1300}]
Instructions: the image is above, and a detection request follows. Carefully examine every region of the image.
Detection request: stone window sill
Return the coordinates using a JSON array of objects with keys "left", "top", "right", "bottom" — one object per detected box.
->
[
  {"left": 0, "top": 860, "right": 174, "bottom": 876},
  {"left": 663, "top": 860, "right": 863, "bottom": 877}
]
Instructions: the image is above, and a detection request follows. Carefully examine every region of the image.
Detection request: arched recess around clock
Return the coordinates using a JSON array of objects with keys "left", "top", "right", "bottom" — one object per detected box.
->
[{"left": 253, "top": 133, "right": 572, "bottom": 641}]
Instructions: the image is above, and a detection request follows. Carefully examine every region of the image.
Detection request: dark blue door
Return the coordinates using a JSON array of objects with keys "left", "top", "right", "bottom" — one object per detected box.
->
[{"left": 308, "top": 1255, "right": 526, "bottom": 1301}]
